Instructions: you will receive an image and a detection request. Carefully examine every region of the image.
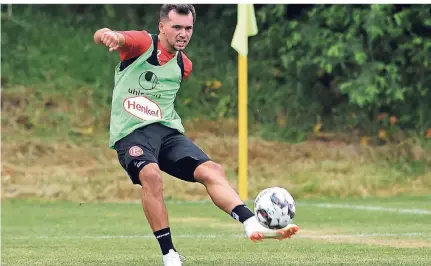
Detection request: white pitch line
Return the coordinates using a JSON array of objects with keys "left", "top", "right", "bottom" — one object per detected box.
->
[
  {"left": 121, "top": 200, "right": 431, "bottom": 216},
  {"left": 164, "top": 200, "right": 431, "bottom": 215},
  {"left": 119, "top": 201, "right": 431, "bottom": 217},
  {"left": 301, "top": 232, "right": 431, "bottom": 239},
  {"left": 5, "top": 232, "right": 431, "bottom": 240},
  {"left": 301, "top": 203, "right": 431, "bottom": 215}
]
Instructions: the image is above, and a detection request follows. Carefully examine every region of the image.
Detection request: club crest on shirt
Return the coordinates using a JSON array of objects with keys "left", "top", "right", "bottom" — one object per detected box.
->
[{"left": 129, "top": 146, "right": 144, "bottom": 157}]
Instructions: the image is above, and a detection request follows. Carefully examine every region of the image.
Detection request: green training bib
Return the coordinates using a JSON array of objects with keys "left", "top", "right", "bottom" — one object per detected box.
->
[{"left": 109, "top": 34, "right": 185, "bottom": 148}]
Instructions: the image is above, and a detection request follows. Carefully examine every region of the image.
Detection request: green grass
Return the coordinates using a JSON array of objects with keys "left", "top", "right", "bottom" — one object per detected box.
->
[{"left": 2, "top": 197, "right": 431, "bottom": 266}]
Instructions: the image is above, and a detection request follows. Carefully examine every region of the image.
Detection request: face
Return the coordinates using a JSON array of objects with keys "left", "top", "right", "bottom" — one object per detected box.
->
[{"left": 159, "top": 10, "right": 194, "bottom": 51}]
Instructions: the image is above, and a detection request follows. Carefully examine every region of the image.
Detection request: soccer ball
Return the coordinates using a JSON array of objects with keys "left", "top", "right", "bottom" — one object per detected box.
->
[{"left": 254, "top": 187, "right": 296, "bottom": 229}]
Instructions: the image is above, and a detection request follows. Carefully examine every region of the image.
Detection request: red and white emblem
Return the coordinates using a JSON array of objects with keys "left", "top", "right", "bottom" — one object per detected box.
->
[{"left": 129, "top": 146, "right": 144, "bottom": 157}]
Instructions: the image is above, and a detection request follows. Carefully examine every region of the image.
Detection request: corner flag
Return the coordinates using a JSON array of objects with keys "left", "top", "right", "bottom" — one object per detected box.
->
[
  {"left": 231, "top": 4, "right": 258, "bottom": 56},
  {"left": 231, "top": 4, "right": 258, "bottom": 201}
]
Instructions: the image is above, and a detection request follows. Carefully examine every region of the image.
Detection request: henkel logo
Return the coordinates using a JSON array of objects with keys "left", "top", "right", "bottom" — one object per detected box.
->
[{"left": 123, "top": 96, "right": 162, "bottom": 121}]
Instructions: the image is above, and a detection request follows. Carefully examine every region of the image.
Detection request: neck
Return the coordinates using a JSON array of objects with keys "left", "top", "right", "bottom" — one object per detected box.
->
[{"left": 158, "top": 34, "right": 176, "bottom": 55}]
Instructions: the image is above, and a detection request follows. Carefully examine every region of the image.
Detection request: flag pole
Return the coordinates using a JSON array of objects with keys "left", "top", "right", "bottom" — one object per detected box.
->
[
  {"left": 238, "top": 53, "right": 248, "bottom": 201},
  {"left": 231, "top": 4, "right": 258, "bottom": 202}
]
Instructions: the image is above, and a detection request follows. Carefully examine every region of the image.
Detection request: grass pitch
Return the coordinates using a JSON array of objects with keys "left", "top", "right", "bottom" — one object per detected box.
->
[{"left": 2, "top": 196, "right": 431, "bottom": 265}]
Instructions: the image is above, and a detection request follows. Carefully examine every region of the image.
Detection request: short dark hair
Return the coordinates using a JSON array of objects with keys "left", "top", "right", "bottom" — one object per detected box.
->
[{"left": 160, "top": 4, "right": 196, "bottom": 24}]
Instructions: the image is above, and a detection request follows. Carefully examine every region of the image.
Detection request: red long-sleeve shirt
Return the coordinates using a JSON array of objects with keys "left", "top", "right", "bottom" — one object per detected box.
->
[{"left": 117, "top": 30, "right": 192, "bottom": 79}]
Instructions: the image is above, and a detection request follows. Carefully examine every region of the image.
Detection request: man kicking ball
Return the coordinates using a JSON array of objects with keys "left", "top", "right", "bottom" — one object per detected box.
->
[{"left": 93, "top": 4, "right": 299, "bottom": 266}]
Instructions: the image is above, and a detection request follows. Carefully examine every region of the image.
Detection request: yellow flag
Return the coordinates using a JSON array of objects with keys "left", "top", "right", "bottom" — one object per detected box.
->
[{"left": 231, "top": 4, "right": 258, "bottom": 56}]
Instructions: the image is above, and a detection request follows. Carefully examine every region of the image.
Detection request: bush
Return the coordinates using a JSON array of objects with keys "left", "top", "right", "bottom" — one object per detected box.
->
[{"left": 2, "top": 4, "right": 430, "bottom": 142}]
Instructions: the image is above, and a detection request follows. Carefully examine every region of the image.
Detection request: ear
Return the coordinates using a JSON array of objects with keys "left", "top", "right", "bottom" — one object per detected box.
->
[{"left": 159, "top": 22, "right": 165, "bottom": 34}]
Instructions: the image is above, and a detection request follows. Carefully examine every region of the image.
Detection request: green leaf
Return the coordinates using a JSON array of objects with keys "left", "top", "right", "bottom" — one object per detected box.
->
[{"left": 354, "top": 52, "right": 367, "bottom": 64}]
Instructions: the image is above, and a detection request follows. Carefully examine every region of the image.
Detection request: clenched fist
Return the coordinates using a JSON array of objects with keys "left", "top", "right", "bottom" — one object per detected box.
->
[
  {"left": 93, "top": 28, "right": 125, "bottom": 52},
  {"left": 101, "top": 31, "right": 121, "bottom": 52}
]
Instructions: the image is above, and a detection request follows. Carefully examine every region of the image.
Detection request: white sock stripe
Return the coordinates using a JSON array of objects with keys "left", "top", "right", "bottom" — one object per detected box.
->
[{"left": 155, "top": 232, "right": 170, "bottom": 239}]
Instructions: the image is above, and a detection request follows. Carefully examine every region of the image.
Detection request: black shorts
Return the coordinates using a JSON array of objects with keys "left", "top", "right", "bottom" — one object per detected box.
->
[{"left": 114, "top": 123, "right": 211, "bottom": 184}]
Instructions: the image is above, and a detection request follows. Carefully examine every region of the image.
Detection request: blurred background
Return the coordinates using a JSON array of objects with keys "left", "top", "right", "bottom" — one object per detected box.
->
[{"left": 1, "top": 4, "right": 431, "bottom": 202}]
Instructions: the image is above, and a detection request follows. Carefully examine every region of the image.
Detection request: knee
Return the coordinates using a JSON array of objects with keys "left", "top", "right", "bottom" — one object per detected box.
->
[
  {"left": 138, "top": 164, "right": 163, "bottom": 194},
  {"left": 194, "top": 161, "right": 227, "bottom": 185}
]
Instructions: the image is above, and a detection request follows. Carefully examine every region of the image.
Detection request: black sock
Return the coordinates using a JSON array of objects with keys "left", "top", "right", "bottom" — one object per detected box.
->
[
  {"left": 154, "top": 227, "right": 175, "bottom": 255},
  {"left": 231, "top": 204, "right": 255, "bottom": 223}
]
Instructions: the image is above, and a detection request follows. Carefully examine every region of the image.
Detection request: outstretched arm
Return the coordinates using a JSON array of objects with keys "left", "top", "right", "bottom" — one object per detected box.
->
[
  {"left": 93, "top": 28, "right": 125, "bottom": 52},
  {"left": 93, "top": 29, "right": 152, "bottom": 61}
]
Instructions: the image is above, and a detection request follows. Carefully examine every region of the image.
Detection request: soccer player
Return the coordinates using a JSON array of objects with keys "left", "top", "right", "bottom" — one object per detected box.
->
[{"left": 93, "top": 4, "right": 299, "bottom": 266}]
